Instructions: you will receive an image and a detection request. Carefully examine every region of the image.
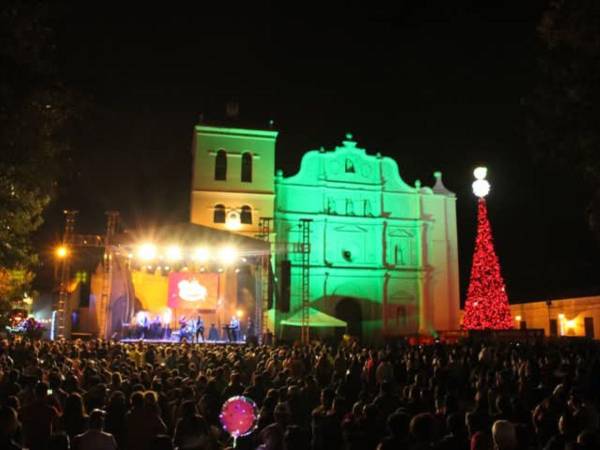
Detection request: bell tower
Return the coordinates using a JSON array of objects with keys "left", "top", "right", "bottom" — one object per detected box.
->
[{"left": 190, "top": 122, "right": 278, "bottom": 236}]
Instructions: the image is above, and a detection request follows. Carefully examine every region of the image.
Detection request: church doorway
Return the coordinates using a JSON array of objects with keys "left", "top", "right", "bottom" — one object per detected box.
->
[{"left": 335, "top": 298, "right": 362, "bottom": 340}]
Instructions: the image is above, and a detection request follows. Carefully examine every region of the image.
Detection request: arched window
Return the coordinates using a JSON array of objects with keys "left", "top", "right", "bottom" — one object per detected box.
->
[
  {"left": 213, "top": 204, "right": 226, "bottom": 223},
  {"left": 215, "top": 150, "right": 227, "bottom": 180},
  {"left": 240, "top": 205, "right": 252, "bottom": 224},
  {"left": 241, "top": 152, "right": 252, "bottom": 182}
]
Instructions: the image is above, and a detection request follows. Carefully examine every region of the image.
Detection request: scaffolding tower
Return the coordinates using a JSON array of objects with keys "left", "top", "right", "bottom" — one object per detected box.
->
[
  {"left": 55, "top": 211, "right": 119, "bottom": 339},
  {"left": 56, "top": 210, "right": 78, "bottom": 338},
  {"left": 299, "top": 218, "right": 312, "bottom": 344},
  {"left": 99, "top": 211, "right": 119, "bottom": 339},
  {"left": 257, "top": 217, "right": 273, "bottom": 343}
]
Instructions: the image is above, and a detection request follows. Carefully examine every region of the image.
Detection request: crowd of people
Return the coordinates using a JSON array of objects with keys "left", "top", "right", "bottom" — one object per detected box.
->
[{"left": 0, "top": 336, "right": 600, "bottom": 450}]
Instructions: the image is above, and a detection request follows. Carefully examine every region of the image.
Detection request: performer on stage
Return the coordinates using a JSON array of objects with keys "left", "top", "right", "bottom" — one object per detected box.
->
[
  {"left": 195, "top": 314, "right": 205, "bottom": 343},
  {"left": 179, "top": 316, "right": 187, "bottom": 342},
  {"left": 229, "top": 316, "right": 240, "bottom": 342}
]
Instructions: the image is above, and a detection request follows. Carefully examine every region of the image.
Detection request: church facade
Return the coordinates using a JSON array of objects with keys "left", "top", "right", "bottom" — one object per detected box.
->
[{"left": 191, "top": 123, "right": 460, "bottom": 340}]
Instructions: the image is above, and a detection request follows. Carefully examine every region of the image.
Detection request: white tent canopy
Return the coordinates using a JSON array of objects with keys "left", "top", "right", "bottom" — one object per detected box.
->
[{"left": 280, "top": 307, "right": 347, "bottom": 328}]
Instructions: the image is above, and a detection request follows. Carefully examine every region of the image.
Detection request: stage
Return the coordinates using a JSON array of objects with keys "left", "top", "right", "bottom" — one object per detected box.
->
[{"left": 119, "top": 338, "right": 248, "bottom": 345}]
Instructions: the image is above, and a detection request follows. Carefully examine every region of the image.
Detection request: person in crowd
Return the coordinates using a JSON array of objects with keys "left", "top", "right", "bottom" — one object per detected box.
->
[
  {"left": 0, "top": 406, "right": 21, "bottom": 450},
  {"left": 72, "top": 408, "right": 117, "bottom": 450},
  {"left": 173, "top": 400, "right": 215, "bottom": 450},
  {"left": 19, "top": 381, "right": 60, "bottom": 450},
  {"left": 61, "top": 392, "right": 88, "bottom": 440}
]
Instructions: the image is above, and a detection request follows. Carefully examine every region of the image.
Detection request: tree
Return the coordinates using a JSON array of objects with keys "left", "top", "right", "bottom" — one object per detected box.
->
[
  {"left": 0, "top": 1, "right": 79, "bottom": 309},
  {"left": 526, "top": 0, "right": 600, "bottom": 241},
  {"left": 463, "top": 199, "right": 512, "bottom": 330}
]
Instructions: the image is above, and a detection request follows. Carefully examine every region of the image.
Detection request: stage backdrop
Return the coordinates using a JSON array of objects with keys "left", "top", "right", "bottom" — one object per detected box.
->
[
  {"left": 168, "top": 272, "right": 219, "bottom": 311},
  {"left": 131, "top": 271, "right": 168, "bottom": 313}
]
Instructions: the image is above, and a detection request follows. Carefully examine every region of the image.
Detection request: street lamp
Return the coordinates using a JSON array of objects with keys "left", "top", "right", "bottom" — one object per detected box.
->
[{"left": 55, "top": 245, "right": 69, "bottom": 258}]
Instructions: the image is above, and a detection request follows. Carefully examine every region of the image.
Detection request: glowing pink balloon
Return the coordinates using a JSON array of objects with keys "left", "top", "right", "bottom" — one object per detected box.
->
[{"left": 219, "top": 396, "right": 258, "bottom": 441}]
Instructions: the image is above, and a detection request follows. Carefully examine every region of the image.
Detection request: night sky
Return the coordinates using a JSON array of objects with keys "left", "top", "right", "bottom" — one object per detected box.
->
[{"left": 36, "top": 1, "right": 600, "bottom": 301}]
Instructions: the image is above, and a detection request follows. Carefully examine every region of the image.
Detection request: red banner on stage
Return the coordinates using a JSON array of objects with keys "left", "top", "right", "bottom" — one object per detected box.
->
[{"left": 167, "top": 272, "right": 219, "bottom": 310}]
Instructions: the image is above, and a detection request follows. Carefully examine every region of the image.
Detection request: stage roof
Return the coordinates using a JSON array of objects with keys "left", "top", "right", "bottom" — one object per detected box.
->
[
  {"left": 118, "top": 222, "right": 269, "bottom": 253},
  {"left": 280, "top": 308, "right": 347, "bottom": 328}
]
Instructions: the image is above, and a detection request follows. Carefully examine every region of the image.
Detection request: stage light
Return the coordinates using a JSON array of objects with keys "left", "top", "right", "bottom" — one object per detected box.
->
[
  {"left": 165, "top": 245, "right": 182, "bottom": 262},
  {"left": 55, "top": 245, "right": 69, "bottom": 259},
  {"left": 236, "top": 309, "right": 244, "bottom": 318},
  {"left": 193, "top": 247, "right": 210, "bottom": 263},
  {"left": 472, "top": 166, "right": 490, "bottom": 198},
  {"left": 565, "top": 319, "right": 576, "bottom": 329},
  {"left": 515, "top": 315, "right": 522, "bottom": 322},
  {"left": 218, "top": 246, "right": 238, "bottom": 265},
  {"left": 138, "top": 243, "right": 157, "bottom": 261}
]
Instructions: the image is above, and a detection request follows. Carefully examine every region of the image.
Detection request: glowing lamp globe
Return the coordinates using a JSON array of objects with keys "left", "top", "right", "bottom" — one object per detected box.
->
[
  {"left": 472, "top": 166, "right": 490, "bottom": 198},
  {"left": 473, "top": 166, "right": 487, "bottom": 180},
  {"left": 220, "top": 396, "right": 258, "bottom": 446}
]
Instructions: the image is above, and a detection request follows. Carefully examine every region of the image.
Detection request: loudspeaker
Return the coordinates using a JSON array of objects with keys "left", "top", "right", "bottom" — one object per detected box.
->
[
  {"left": 267, "top": 262, "right": 274, "bottom": 310},
  {"left": 279, "top": 260, "right": 291, "bottom": 313}
]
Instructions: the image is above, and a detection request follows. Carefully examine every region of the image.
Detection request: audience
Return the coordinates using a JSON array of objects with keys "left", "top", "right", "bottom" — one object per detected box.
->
[{"left": 0, "top": 335, "right": 599, "bottom": 450}]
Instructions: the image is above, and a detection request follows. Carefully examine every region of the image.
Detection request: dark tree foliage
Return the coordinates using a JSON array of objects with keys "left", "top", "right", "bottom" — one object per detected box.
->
[
  {"left": 526, "top": 0, "right": 600, "bottom": 241},
  {"left": 0, "top": 1, "right": 79, "bottom": 307}
]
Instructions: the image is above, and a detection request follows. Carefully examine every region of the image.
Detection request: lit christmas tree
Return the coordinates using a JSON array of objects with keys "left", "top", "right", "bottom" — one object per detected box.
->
[{"left": 463, "top": 167, "right": 512, "bottom": 329}]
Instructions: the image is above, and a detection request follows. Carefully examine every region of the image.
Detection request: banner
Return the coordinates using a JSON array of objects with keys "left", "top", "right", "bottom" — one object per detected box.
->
[{"left": 168, "top": 272, "right": 219, "bottom": 310}]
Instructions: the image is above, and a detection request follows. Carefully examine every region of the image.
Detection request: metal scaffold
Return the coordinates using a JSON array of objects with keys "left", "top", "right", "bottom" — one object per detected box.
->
[
  {"left": 299, "top": 218, "right": 312, "bottom": 345},
  {"left": 56, "top": 210, "right": 77, "bottom": 338},
  {"left": 100, "top": 211, "right": 119, "bottom": 339},
  {"left": 55, "top": 210, "right": 119, "bottom": 340},
  {"left": 257, "top": 217, "right": 273, "bottom": 343}
]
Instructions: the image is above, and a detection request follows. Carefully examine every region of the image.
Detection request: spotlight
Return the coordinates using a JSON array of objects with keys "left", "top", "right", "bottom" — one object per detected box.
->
[
  {"left": 218, "top": 246, "right": 238, "bottom": 265},
  {"left": 138, "top": 243, "right": 157, "bottom": 261},
  {"left": 236, "top": 309, "right": 244, "bottom": 318},
  {"left": 165, "top": 245, "right": 182, "bottom": 262},
  {"left": 193, "top": 247, "right": 210, "bottom": 263}
]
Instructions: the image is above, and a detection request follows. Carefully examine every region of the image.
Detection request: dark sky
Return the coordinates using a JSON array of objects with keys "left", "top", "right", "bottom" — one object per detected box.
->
[{"left": 37, "top": 0, "right": 600, "bottom": 300}]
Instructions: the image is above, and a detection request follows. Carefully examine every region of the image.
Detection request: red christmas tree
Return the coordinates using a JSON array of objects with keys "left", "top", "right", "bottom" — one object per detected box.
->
[{"left": 463, "top": 198, "right": 512, "bottom": 329}]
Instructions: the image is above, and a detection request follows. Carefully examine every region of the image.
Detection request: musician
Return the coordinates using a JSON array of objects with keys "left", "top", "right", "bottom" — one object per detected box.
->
[
  {"left": 179, "top": 316, "right": 187, "bottom": 342},
  {"left": 230, "top": 316, "right": 240, "bottom": 342},
  {"left": 195, "top": 314, "right": 205, "bottom": 343},
  {"left": 141, "top": 315, "right": 149, "bottom": 339}
]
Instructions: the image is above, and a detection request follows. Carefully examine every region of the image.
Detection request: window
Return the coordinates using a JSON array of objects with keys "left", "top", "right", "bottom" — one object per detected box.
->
[
  {"left": 345, "top": 158, "right": 355, "bottom": 173},
  {"left": 213, "top": 204, "right": 225, "bottom": 223},
  {"left": 215, "top": 150, "right": 227, "bottom": 180},
  {"left": 241, "top": 205, "right": 252, "bottom": 224},
  {"left": 241, "top": 152, "right": 252, "bottom": 182}
]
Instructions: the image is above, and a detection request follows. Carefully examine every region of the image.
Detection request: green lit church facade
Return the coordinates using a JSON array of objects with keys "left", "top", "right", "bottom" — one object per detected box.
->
[{"left": 191, "top": 124, "right": 460, "bottom": 340}]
